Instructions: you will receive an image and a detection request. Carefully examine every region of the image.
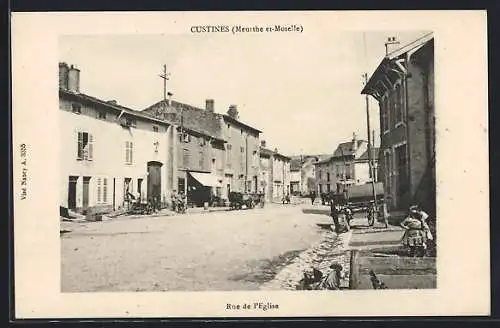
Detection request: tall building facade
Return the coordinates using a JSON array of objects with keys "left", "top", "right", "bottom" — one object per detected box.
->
[
  {"left": 59, "top": 62, "right": 174, "bottom": 215},
  {"left": 361, "top": 33, "right": 435, "bottom": 214}
]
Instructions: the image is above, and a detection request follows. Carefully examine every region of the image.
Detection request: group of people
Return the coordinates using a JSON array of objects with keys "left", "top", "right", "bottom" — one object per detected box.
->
[
  {"left": 297, "top": 263, "right": 345, "bottom": 290},
  {"left": 170, "top": 190, "right": 187, "bottom": 214},
  {"left": 400, "top": 204, "right": 434, "bottom": 257}
]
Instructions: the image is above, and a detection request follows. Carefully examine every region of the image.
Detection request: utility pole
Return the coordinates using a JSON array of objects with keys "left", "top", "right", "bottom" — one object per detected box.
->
[{"left": 364, "top": 73, "right": 378, "bottom": 219}]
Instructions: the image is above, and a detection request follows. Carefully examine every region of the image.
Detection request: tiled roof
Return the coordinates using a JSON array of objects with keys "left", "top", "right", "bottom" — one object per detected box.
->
[
  {"left": 59, "top": 88, "right": 170, "bottom": 125},
  {"left": 259, "top": 147, "right": 291, "bottom": 161},
  {"left": 143, "top": 100, "right": 224, "bottom": 140},
  {"left": 332, "top": 140, "right": 366, "bottom": 157},
  {"left": 222, "top": 114, "right": 262, "bottom": 134},
  {"left": 361, "top": 32, "right": 433, "bottom": 96}
]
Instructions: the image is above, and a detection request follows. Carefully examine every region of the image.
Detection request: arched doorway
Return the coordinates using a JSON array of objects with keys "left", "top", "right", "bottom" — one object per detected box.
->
[{"left": 147, "top": 161, "right": 163, "bottom": 202}]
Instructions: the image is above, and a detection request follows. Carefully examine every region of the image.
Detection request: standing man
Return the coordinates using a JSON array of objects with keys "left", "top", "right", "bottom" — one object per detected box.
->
[
  {"left": 310, "top": 191, "right": 316, "bottom": 205},
  {"left": 330, "top": 198, "right": 341, "bottom": 233}
]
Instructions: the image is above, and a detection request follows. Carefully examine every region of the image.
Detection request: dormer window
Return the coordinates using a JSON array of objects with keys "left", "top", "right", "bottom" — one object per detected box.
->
[{"left": 72, "top": 103, "right": 81, "bottom": 114}]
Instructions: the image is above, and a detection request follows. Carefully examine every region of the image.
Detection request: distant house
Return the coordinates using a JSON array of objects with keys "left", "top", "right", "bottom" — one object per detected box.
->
[
  {"left": 290, "top": 158, "right": 302, "bottom": 195},
  {"left": 315, "top": 134, "right": 379, "bottom": 195},
  {"left": 259, "top": 141, "right": 291, "bottom": 202},
  {"left": 361, "top": 33, "right": 435, "bottom": 214}
]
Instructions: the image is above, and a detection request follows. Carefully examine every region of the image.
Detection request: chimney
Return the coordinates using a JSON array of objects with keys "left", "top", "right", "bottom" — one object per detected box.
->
[
  {"left": 261, "top": 140, "right": 266, "bottom": 148},
  {"left": 274, "top": 148, "right": 278, "bottom": 153},
  {"left": 227, "top": 104, "right": 239, "bottom": 119},
  {"left": 67, "top": 64, "right": 80, "bottom": 92},
  {"left": 59, "top": 62, "right": 69, "bottom": 89},
  {"left": 107, "top": 100, "right": 118, "bottom": 105},
  {"left": 352, "top": 132, "right": 358, "bottom": 151},
  {"left": 167, "top": 92, "right": 173, "bottom": 107},
  {"left": 385, "top": 36, "right": 401, "bottom": 55},
  {"left": 206, "top": 99, "right": 215, "bottom": 112}
]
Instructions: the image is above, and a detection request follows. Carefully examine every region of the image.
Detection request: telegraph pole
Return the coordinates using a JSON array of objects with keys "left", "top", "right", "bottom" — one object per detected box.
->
[{"left": 364, "top": 73, "right": 378, "bottom": 218}]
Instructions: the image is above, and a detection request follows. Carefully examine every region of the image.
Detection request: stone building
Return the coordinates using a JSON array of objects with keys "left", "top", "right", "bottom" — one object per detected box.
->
[
  {"left": 259, "top": 141, "right": 291, "bottom": 202},
  {"left": 142, "top": 98, "right": 227, "bottom": 206},
  {"left": 361, "top": 33, "right": 435, "bottom": 215},
  {"left": 59, "top": 62, "right": 174, "bottom": 215},
  {"left": 143, "top": 100, "right": 261, "bottom": 204},
  {"left": 221, "top": 105, "right": 262, "bottom": 196},
  {"left": 315, "top": 134, "right": 379, "bottom": 195}
]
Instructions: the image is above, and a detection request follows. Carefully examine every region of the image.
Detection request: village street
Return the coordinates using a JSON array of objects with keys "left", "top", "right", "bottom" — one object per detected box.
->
[{"left": 61, "top": 202, "right": 339, "bottom": 292}]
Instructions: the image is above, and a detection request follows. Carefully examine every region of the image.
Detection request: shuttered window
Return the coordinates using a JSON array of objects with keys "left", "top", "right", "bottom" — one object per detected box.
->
[
  {"left": 125, "top": 141, "right": 133, "bottom": 164},
  {"left": 77, "top": 132, "right": 93, "bottom": 161}
]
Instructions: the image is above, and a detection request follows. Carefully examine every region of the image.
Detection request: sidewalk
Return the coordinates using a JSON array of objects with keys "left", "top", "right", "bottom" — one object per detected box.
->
[{"left": 347, "top": 216, "right": 437, "bottom": 290}]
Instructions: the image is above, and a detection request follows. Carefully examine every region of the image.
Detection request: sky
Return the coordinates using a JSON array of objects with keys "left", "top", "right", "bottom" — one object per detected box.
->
[{"left": 60, "top": 31, "right": 427, "bottom": 156}]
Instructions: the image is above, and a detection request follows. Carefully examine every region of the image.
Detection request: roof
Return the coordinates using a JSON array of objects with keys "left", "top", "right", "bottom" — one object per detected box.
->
[
  {"left": 361, "top": 32, "right": 434, "bottom": 97},
  {"left": 356, "top": 147, "right": 380, "bottom": 161},
  {"left": 222, "top": 114, "right": 262, "bottom": 134},
  {"left": 142, "top": 100, "right": 224, "bottom": 140},
  {"left": 259, "top": 147, "right": 291, "bottom": 161},
  {"left": 59, "top": 88, "right": 171, "bottom": 126},
  {"left": 332, "top": 140, "right": 367, "bottom": 158}
]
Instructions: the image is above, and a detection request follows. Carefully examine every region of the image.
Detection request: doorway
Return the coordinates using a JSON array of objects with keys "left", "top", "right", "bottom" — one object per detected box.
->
[
  {"left": 82, "top": 176, "right": 91, "bottom": 209},
  {"left": 147, "top": 161, "right": 162, "bottom": 202},
  {"left": 68, "top": 176, "right": 78, "bottom": 210}
]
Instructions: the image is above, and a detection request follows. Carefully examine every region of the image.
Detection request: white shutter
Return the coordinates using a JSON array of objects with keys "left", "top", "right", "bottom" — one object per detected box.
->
[
  {"left": 88, "top": 134, "right": 94, "bottom": 160},
  {"left": 77, "top": 132, "right": 83, "bottom": 159},
  {"left": 130, "top": 142, "right": 133, "bottom": 164}
]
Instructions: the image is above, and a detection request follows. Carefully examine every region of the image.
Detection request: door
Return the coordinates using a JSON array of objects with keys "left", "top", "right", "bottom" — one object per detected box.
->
[
  {"left": 147, "top": 161, "right": 163, "bottom": 201},
  {"left": 82, "top": 176, "right": 91, "bottom": 209},
  {"left": 137, "top": 178, "right": 143, "bottom": 201},
  {"left": 253, "top": 176, "right": 258, "bottom": 193},
  {"left": 395, "top": 145, "right": 409, "bottom": 207},
  {"left": 68, "top": 176, "right": 78, "bottom": 209}
]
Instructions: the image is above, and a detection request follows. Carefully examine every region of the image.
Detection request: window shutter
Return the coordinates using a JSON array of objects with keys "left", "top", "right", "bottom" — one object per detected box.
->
[
  {"left": 125, "top": 141, "right": 129, "bottom": 163},
  {"left": 97, "top": 178, "right": 101, "bottom": 203},
  {"left": 103, "top": 178, "right": 108, "bottom": 203},
  {"left": 130, "top": 142, "right": 133, "bottom": 163},
  {"left": 77, "top": 132, "right": 83, "bottom": 159},
  {"left": 88, "top": 134, "right": 94, "bottom": 160}
]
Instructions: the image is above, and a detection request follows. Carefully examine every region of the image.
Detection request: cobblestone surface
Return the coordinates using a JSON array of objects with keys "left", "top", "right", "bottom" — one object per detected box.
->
[{"left": 260, "top": 229, "right": 352, "bottom": 290}]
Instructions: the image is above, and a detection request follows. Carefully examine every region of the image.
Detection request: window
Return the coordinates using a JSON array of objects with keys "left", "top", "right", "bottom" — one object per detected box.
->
[
  {"left": 252, "top": 151, "right": 258, "bottom": 167},
  {"left": 327, "top": 184, "right": 331, "bottom": 192},
  {"left": 97, "top": 110, "right": 106, "bottom": 120},
  {"left": 199, "top": 137, "right": 206, "bottom": 147},
  {"left": 336, "top": 164, "right": 341, "bottom": 177},
  {"left": 72, "top": 103, "right": 81, "bottom": 114},
  {"left": 390, "top": 90, "right": 396, "bottom": 128},
  {"left": 125, "top": 141, "right": 133, "bottom": 164},
  {"left": 383, "top": 97, "right": 390, "bottom": 132},
  {"left": 327, "top": 173, "right": 330, "bottom": 182},
  {"left": 199, "top": 151, "right": 205, "bottom": 169},
  {"left": 395, "top": 84, "right": 403, "bottom": 124},
  {"left": 183, "top": 148, "right": 190, "bottom": 168},
  {"left": 345, "top": 164, "right": 351, "bottom": 179},
  {"left": 240, "top": 147, "right": 245, "bottom": 171},
  {"left": 153, "top": 125, "right": 159, "bottom": 132},
  {"left": 96, "top": 177, "right": 108, "bottom": 203},
  {"left": 126, "top": 117, "right": 137, "bottom": 127},
  {"left": 103, "top": 178, "right": 108, "bottom": 202},
  {"left": 77, "top": 132, "right": 93, "bottom": 161},
  {"left": 226, "top": 144, "right": 232, "bottom": 168}
]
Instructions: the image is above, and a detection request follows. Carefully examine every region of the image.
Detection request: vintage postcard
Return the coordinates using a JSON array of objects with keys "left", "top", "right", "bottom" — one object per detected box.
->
[{"left": 11, "top": 10, "right": 489, "bottom": 318}]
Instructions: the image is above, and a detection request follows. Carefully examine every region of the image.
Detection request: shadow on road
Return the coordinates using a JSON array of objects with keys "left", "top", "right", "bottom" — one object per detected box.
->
[{"left": 228, "top": 249, "right": 306, "bottom": 284}]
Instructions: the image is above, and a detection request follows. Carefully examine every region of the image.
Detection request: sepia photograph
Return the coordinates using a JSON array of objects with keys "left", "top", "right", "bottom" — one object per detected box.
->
[
  {"left": 12, "top": 11, "right": 488, "bottom": 318},
  {"left": 58, "top": 31, "right": 436, "bottom": 293}
]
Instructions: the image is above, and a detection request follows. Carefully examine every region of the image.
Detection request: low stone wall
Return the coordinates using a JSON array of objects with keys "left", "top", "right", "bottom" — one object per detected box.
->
[{"left": 260, "top": 230, "right": 352, "bottom": 290}]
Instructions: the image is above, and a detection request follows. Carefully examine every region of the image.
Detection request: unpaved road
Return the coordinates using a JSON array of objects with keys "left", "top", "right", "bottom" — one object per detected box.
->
[{"left": 61, "top": 204, "right": 329, "bottom": 292}]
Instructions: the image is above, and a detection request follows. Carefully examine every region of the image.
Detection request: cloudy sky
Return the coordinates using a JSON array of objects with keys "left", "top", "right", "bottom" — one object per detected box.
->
[{"left": 60, "top": 30, "right": 426, "bottom": 156}]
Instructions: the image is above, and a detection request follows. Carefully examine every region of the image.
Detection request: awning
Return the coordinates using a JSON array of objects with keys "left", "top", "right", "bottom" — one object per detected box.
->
[{"left": 189, "top": 172, "right": 222, "bottom": 187}]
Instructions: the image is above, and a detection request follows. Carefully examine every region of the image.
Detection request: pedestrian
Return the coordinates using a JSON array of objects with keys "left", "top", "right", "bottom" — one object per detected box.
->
[
  {"left": 330, "top": 199, "right": 341, "bottom": 233},
  {"left": 310, "top": 191, "right": 316, "bottom": 205},
  {"left": 320, "top": 263, "right": 343, "bottom": 290}
]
